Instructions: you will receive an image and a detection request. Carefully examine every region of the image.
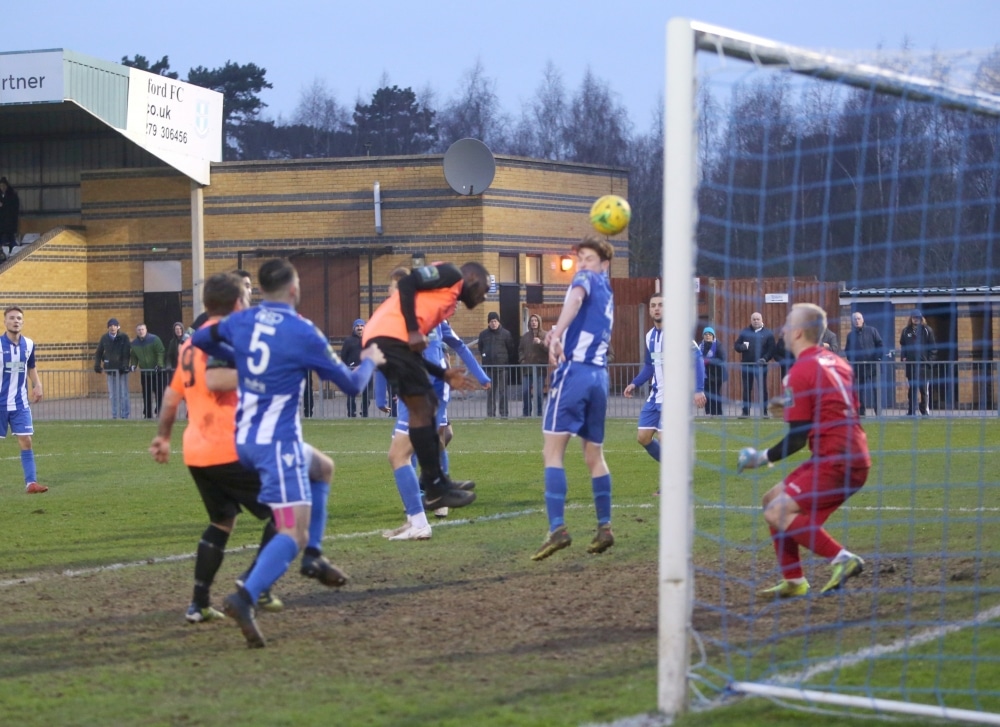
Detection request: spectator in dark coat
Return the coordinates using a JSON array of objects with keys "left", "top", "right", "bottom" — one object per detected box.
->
[
  {"left": 519, "top": 313, "right": 548, "bottom": 416},
  {"left": 899, "top": 309, "right": 937, "bottom": 416},
  {"left": 94, "top": 318, "right": 132, "bottom": 419},
  {"left": 0, "top": 177, "right": 20, "bottom": 257},
  {"left": 733, "top": 311, "right": 776, "bottom": 417},
  {"left": 820, "top": 327, "right": 843, "bottom": 356},
  {"left": 340, "top": 319, "right": 369, "bottom": 417},
  {"left": 478, "top": 312, "right": 516, "bottom": 417},
  {"left": 845, "top": 311, "right": 884, "bottom": 416},
  {"left": 773, "top": 328, "right": 795, "bottom": 379},
  {"left": 700, "top": 327, "right": 727, "bottom": 416}
]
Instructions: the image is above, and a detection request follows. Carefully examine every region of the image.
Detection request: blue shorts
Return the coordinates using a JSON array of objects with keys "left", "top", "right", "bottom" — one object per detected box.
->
[
  {"left": 395, "top": 381, "right": 449, "bottom": 435},
  {"left": 542, "top": 362, "right": 608, "bottom": 444},
  {"left": 638, "top": 400, "right": 661, "bottom": 430},
  {"left": 0, "top": 408, "right": 33, "bottom": 437},
  {"left": 237, "top": 440, "right": 314, "bottom": 507}
]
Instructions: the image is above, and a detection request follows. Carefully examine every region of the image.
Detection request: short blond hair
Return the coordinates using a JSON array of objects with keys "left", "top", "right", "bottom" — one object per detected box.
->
[{"left": 790, "top": 303, "right": 827, "bottom": 344}]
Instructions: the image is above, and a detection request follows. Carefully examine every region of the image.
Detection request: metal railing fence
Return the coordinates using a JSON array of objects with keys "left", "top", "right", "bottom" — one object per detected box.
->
[{"left": 25, "top": 361, "right": 999, "bottom": 421}]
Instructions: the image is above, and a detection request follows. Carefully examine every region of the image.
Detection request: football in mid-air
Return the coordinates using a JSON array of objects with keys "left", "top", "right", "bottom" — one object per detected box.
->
[{"left": 589, "top": 194, "right": 631, "bottom": 236}]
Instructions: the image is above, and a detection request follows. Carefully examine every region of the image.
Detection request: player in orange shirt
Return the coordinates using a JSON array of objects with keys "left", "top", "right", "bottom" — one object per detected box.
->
[
  {"left": 149, "top": 272, "right": 291, "bottom": 622},
  {"left": 363, "top": 261, "right": 490, "bottom": 509}
]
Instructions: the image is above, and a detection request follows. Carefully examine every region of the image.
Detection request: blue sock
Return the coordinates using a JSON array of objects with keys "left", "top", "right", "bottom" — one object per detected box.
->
[
  {"left": 393, "top": 465, "right": 425, "bottom": 516},
  {"left": 642, "top": 439, "right": 661, "bottom": 462},
  {"left": 592, "top": 473, "right": 612, "bottom": 525},
  {"left": 543, "top": 467, "right": 568, "bottom": 530},
  {"left": 440, "top": 448, "right": 450, "bottom": 476},
  {"left": 307, "top": 480, "right": 329, "bottom": 551},
  {"left": 21, "top": 449, "right": 37, "bottom": 484},
  {"left": 243, "top": 533, "right": 298, "bottom": 603}
]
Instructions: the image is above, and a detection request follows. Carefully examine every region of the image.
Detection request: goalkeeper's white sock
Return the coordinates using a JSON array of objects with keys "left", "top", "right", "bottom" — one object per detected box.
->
[{"left": 831, "top": 549, "right": 853, "bottom": 565}]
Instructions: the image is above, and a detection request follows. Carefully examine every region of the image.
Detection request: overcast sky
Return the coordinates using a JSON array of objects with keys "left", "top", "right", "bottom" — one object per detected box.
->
[{"left": 9, "top": 0, "right": 1000, "bottom": 128}]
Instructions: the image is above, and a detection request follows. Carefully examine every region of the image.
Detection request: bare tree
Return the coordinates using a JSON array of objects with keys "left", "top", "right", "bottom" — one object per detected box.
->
[
  {"left": 293, "top": 79, "right": 351, "bottom": 157},
  {"left": 562, "top": 68, "right": 632, "bottom": 166},
  {"left": 437, "top": 59, "right": 509, "bottom": 151},
  {"left": 626, "top": 105, "right": 664, "bottom": 277}
]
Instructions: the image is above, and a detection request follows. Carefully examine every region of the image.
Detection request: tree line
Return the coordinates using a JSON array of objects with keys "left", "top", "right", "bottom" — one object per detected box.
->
[{"left": 123, "top": 52, "right": 1000, "bottom": 286}]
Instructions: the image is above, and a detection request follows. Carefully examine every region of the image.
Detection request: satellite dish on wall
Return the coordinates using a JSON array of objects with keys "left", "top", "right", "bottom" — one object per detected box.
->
[{"left": 443, "top": 138, "right": 495, "bottom": 196}]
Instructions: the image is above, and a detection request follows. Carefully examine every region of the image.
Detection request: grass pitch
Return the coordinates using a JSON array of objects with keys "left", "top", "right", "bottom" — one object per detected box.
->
[{"left": 0, "top": 417, "right": 996, "bottom": 726}]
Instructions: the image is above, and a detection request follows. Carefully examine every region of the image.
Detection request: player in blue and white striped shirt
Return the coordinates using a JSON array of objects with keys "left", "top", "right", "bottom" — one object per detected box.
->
[
  {"left": 378, "top": 319, "right": 490, "bottom": 540},
  {"left": 191, "top": 259, "right": 383, "bottom": 647},
  {"left": 624, "top": 294, "right": 707, "bottom": 465},
  {"left": 0, "top": 306, "right": 47, "bottom": 493},
  {"left": 533, "top": 236, "right": 616, "bottom": 561}
]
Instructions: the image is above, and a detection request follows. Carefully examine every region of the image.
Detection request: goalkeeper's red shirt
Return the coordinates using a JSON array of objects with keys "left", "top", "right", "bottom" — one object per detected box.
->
[{"left": 783, "top": 345, "right": 871, "bottom": 468}]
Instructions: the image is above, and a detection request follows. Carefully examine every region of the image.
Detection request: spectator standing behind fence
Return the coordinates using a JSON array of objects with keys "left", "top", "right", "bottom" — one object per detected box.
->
[
  {"left": 519, "top": 313, "right": 548, "bottom": 417},
  {"left": 1, "top": 306, "right": 47, "bottom": 493},
  {"left": 700, "top": 326, "right": 727, "bottom": 416},
  {"left": 734, "top": 312, "right": 775, "bottom": 418},
  {"left": 94, "top": 318, "right": 131, "bottom": 419},
  {"left": 165, "top": 322, "right": 188, "bottom": 373},
  {"left": 130, "top": 323, "right": 165, "bottom": 420},
  {"left": 845, "top": 312, "right": 883, "bottom": 417},
  {"left": 478, "top": 312, "right": 515, "bottom": 418},
  {"left": 773, "top": 328, "right": 795, "bottom": 380},
  {"left": 899, "top": 309, "right": 937, "bottom": 416},
  {"left": 0, "top": 177, "right": 20, "bottom": 258},
  {"left": 340, "top": 319, "right": 369, "bottom": 418},
  {"left": 821, "top": 327, "right": 843, "bottom": 356}
]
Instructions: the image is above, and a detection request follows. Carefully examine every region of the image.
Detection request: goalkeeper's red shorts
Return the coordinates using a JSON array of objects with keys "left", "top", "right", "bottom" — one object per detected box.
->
[{"left": 783, "top": 461, "right": 868, "bottom": 516}]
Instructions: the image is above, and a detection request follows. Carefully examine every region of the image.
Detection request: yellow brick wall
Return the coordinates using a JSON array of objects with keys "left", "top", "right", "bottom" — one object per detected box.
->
[{"left": 1, "top": 157, "right": 630, "bottom": 370}]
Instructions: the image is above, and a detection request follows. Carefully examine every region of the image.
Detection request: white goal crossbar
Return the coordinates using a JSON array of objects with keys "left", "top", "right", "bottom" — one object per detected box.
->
[{"left": 658, "top": 15, "right": 1000, "bottom": 724}]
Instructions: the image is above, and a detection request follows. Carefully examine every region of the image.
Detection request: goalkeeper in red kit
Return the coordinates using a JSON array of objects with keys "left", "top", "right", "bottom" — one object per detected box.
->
[{"left": 737, "top": 302, "right": 870, "bottom": 597}]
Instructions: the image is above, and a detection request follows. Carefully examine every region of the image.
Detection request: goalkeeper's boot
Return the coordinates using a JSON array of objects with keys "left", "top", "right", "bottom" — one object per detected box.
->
[
  {"left": 452, "top": 479, "right": 476, "bottom": 491},
  {"left": 531, "top": 526, "right": 572, "bottom": 561},
  {"left": 821, "top": 554, "right": 864, "bottom": 595},
  {"left": 185, "top": 603, "right": 226, "bottom": 623},
  {"left": 300, "top": 554, "right": 348, "bottom": 588},
  {"left": 759, "top": 579, "right": 810, "bottom": 599},
  {"left": 587, "top": 524, "right": 615, "bottom": 554},
  {"left": 223, "top": 590, "right": 265, "bottom": 649},
  {"left": 433, "top": 507, "right": 449, "bottom": 518}
]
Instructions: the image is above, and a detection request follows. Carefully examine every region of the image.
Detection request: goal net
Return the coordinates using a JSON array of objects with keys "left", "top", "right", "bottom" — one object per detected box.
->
[{"left": 659, "top": 19, "right": 1000, "bottom": 725}]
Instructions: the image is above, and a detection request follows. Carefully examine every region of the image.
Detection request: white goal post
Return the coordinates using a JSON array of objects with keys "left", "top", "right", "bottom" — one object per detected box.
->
[{"left": 658, "top": 16, "right": 1000, "bottom": 723}]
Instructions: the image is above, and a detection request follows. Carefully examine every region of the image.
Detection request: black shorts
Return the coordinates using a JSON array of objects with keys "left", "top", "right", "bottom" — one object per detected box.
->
[
  {"left": 188, "top": 461, "right": 272, "bottom": 524},
  {"left": 368, "top": 336, "right": 438, "bottom": 400}
]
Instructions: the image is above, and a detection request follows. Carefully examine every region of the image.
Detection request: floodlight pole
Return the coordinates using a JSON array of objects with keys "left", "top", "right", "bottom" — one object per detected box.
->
[{"left": 659, "top": 17, "right": 697, "bottom": 719}]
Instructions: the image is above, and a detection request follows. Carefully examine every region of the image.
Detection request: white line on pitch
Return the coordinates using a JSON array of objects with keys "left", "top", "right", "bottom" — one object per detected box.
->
[
  {"left": 2, "top": 500, "right": 996, "bottom": 590},
  {"left": 770, "top": 601, "right": 1000, "bottom": 685}
]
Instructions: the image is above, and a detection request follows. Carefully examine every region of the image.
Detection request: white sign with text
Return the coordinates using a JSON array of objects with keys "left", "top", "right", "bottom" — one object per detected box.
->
[
  {"left": 125, "top": 68, "right": 223, "bottom": 173},
  {"left": 0, "top": 51, "right": 63, "bottom": 104}
]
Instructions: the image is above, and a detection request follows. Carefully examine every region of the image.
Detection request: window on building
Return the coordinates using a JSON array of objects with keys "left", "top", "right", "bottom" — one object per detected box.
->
[
  {"left": 525, "top": 255, "right": 542, "bottom": 284},
  {"left": 498, "top": 253, "right": 518, "bottom": 283}
]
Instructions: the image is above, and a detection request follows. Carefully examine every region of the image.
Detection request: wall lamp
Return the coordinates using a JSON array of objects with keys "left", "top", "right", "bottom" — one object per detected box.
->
[
  {"left": 559, "top": 255, "right": 574, "bottom": 272},
  {"left": 411, "top": 252, "right": 427, "bottom": 269}
]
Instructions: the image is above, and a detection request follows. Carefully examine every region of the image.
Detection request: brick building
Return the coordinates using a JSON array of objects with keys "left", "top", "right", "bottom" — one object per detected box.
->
[{"left": 0, "top": 50, "right": 629, "bottom": 377}]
